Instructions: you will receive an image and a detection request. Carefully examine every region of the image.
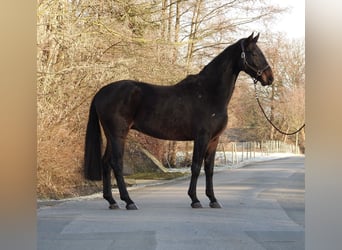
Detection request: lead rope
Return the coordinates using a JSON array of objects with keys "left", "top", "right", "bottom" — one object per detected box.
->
[{"left": 253, "top": 79, "right": 305, "bottom": 136}]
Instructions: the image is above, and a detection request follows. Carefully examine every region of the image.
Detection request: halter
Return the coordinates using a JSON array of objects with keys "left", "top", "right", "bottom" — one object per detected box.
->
[{"left": 240, "top": 41, "right": 270, "bottom": 78}]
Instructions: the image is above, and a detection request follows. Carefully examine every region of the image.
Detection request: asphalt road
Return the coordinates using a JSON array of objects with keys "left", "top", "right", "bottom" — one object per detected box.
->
[{"left": 37, "top": 156, "right": 304, "bottom": 250}]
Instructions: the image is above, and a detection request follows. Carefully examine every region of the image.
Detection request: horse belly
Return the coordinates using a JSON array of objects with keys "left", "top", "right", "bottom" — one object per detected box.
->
[
  {"left": 132, "top": 117, "right": 194, "bottom": 141},
  {"left": 131, "top": 86, "right": 196, "bottom": 140}
]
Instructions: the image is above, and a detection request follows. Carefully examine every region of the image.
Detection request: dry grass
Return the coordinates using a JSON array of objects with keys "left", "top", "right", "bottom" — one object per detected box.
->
[{"left": 37, "top": 124, "right": 84, "bottom": 199}]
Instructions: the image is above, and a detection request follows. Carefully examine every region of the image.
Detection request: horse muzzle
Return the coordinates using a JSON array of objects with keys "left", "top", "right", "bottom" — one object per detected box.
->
[{"left": 260, "top": 67, "right": 274, "bottom": 86}]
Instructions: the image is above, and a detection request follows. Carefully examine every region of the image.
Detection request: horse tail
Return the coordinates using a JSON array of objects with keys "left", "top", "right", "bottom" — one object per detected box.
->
[{"left": 84, "top": 98, "right": 102, "bottom": 181}]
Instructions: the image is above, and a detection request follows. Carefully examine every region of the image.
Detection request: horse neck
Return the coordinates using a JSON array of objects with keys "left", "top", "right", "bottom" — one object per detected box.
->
[{"left": 199, "top": 43, "right": 241, "bottom": 106}]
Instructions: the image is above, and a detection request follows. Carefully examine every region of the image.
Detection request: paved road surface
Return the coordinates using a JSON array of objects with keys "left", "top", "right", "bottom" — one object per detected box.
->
[{"left": 38, "top": 156, "right": 304, "bottom": 250}]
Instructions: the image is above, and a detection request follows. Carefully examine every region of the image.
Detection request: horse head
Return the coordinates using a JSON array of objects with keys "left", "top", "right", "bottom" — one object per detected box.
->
[{"left": 240, "top": 33, "right": 274, "bottom": 86}]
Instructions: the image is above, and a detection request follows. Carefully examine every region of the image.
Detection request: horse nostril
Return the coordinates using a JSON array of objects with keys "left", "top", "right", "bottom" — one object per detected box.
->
[{"left": 268, "top": 75, "right": 274, "bottom": 84}]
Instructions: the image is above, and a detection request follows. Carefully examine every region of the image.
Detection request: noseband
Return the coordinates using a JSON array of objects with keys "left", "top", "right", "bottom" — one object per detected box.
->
[{"left": 240, "top": 41, "right": 270, "bottom": 78}]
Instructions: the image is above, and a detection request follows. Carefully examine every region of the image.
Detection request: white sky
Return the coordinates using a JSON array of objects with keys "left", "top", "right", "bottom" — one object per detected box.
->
[{"left": 270, "top": 0, "right": 305, "bottom": 39}]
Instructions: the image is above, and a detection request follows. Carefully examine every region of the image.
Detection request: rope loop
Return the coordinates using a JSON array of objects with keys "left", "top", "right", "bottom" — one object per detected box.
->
[{"left": 253, "top": 80, "right": 305, "bottom": 136}]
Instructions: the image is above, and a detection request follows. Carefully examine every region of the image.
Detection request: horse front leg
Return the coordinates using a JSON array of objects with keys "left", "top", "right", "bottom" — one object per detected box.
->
[
  {"left": 188, "top": 133, "right": 210, "bottom": 208},
  {"left": 204, "top": 138, "right": 222, "bottom": 208}
]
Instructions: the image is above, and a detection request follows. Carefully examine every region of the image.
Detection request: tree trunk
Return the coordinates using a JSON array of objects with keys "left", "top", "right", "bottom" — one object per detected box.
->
[{"left": 186, "top": 0, "right": 203, "bottom": 72}]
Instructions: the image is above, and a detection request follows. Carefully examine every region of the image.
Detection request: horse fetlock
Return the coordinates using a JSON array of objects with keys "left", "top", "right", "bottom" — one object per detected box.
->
[
  {"left": 187, "top": 189, "right": 197, "bottom": 200},
  {"left": 205, "top": 188, "right": 212, "bottom": 196},
  {"left": 120, "top": 194, "right": 132, "bottom": 203},
  {"left": 103, "top": 195, "right": 115, "bottom": 204}
]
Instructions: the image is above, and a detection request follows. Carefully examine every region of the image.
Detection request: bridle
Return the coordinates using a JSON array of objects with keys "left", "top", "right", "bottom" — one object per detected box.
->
[
  {"left": 240, "top": 40, "right": 305, "bottom": 136},
  {"left": 240, "top": 40, "right": 270, "bottom": 78}
]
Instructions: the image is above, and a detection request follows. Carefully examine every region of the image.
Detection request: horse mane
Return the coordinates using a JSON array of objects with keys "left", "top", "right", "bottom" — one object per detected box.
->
[
  {"left": 175, "top": 74, "right": 199, "bottom": 86},
  {"left": 175, "top": 40, "right": 242, "bottom": 87},
  {"left": 199, "top": 39, "right": 242, "bottom": 78}
]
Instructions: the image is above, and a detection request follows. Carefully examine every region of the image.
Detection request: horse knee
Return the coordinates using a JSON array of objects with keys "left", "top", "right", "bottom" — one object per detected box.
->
[
  {"left": 191, "top": 171, "right": 200, "bottom": 179},
  {"left": 191, "top": 163, "right": 201, "bottom": 175}
]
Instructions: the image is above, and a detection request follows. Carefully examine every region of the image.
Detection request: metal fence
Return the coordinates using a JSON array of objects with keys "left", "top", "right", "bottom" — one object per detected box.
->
[
  {"left": 215, "top": 140, "right": 301, "bottom": 166},
  {"left": 173, "top": 140, "right": 300, "bottom": 168}
]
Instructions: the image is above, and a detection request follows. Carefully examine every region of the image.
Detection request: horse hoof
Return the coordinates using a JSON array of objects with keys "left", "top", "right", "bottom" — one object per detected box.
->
[
  {"left": 109, "top": 203, "right": 120, "bottom": 209},
  {"left": 209, "top": 201, "right": 222, "bottom": 208},
  {"left": 126, "top": 203, "right": 139, "bottom": 210},
  {"left": 191, "top": 202, "right": 203, "bottom": 208}
]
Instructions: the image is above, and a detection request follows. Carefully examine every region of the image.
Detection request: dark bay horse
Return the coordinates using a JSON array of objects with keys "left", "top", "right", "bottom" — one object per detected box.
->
[{"left": 84, "top": 33, "right": 274, "bottom": 210}]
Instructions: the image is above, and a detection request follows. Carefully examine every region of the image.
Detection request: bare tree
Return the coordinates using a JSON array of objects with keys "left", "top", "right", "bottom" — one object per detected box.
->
[{"left": 37, "top": 0, "right": 287, "bottom": 198}]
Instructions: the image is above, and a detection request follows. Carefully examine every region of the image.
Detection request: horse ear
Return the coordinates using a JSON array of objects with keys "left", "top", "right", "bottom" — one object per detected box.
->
[
  {"left": 244, "top": 33, "right": 254, "bottom": 47},
  {"left": 247, "top": 33, "right": 254, "bottom": 43},
  {"left": 253, "top": 33, "right": 260, "bottom": 43}
]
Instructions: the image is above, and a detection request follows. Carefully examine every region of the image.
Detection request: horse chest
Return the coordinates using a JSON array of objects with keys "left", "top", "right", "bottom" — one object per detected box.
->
[{"left": 205, "top": 112, "right": 228, "bottom": 137}]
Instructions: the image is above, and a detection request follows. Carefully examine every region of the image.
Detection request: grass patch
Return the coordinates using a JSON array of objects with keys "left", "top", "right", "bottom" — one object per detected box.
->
[{"left": 128, "top": 171, "right": 188, "bottom": 180}]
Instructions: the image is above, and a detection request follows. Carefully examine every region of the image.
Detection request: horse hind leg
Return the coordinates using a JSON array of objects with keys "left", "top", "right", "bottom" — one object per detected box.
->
[
  {"left": 110, "top": 137, "right": 138, "bottom": 210},
  {"left": 102, "top": 116, "right": 138, "bottom": 210},
  {"left": 102, "top": 148, "right": 119, "bottom": 209},
  {"left": 97, "top": 84, "right": 141, "bottom": 210}
]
